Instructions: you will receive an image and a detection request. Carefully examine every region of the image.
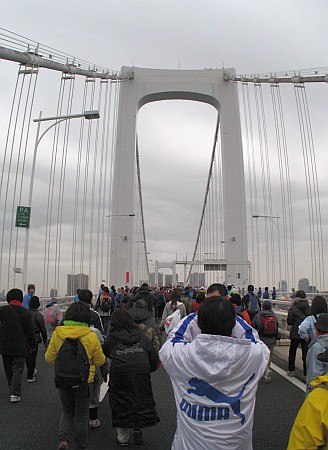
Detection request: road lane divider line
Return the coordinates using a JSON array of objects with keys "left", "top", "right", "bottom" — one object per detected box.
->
[{"left": 271, "top": 363, "right": 306, "bottom": 392}]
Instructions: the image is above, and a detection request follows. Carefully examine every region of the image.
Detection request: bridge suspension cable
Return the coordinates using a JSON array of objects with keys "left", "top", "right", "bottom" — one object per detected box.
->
[
  {"left": 254, "top": 83, "right": 274, "bottom": 284},
  {"left": 241, "top": 82, "right": 260, "bottom": 285},
  {"left": 270, "top": 83, "right": 296, "bottom": 289},
  {"left": 0, "top": 27, "right": 125, "bottom": 80},
  {"left": 186, "top": 113, "right": 221, "bottom": 285},
  {"left": 0, "top": 63, "right": 40, "bottom": 289},
  {"left": 294, "top": 83, "right": 324, "bottom": 290},
  {"left": 8, "top": 66, "right": 40, "bottom": 288},
  {"left": 135, "top": 135, "right": 150, "bottom": 283}
]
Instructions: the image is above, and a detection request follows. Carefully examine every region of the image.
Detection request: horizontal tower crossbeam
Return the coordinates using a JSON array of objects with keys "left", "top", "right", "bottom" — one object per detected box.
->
[{"left": 0, "top": 45, "right": 133, "bottom": 80}]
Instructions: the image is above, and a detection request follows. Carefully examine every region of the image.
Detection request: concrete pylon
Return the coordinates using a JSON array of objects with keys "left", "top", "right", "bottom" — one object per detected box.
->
[{"left": 109, "top": 67, "right": 248, "bottom": 288}]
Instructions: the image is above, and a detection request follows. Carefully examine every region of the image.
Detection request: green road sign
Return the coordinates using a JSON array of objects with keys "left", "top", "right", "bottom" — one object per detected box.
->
[{"left": 15, "top": 206, "right": 31, "bottom": 228}]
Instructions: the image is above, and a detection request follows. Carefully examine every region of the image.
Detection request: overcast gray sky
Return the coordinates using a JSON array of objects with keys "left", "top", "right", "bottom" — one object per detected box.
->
[{"left": 1, "top": 0, "right": 328, "bottom": 294}]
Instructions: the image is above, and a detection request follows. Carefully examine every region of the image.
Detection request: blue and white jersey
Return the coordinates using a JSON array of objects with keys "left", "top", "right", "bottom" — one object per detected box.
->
[{"left": 160, "top": 314, "right": 269, "bottom": 450}]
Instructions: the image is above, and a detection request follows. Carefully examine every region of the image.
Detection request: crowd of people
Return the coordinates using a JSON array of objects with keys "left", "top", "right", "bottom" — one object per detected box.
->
[{"left": 0, "top": 281, "right": 328, "bottom": 449}]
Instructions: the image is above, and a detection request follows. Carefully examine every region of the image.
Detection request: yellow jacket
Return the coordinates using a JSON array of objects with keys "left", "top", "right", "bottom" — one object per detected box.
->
[
  {"left": 287, "top": 374, "right": 328, "bottom": 450},
  {"left": 45, "top": 323, "right": 105, "bottom": 383}
]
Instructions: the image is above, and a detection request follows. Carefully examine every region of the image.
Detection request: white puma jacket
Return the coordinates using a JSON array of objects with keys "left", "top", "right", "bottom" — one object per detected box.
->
[{"left": 159, "top": 314, "right": 270, "bottom": 450}]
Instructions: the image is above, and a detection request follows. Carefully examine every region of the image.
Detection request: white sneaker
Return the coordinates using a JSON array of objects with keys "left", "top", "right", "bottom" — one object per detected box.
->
[
  {"left": 89, "top": 419, "right": 101, "bottom": 428},
  {"left": 27, "top": 377, "right": 36, "bottom": 383},
  {"left": 10, "top": 395, "right": 21, "bottom": 403},
  {"left": 33, "top": 368, "right": 38, "bottom": 376},
  {"left": 287, "top": 371, "right": 295, "bottom": 377}
]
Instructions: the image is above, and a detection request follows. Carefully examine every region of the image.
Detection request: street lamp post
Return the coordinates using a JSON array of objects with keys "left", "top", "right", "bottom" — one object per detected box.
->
[
  {"left": 22, "top": 110, "right": 100, "bottom": 291},
  {"left": 253, "top": 214, "right": 282, "bottom": 290}
]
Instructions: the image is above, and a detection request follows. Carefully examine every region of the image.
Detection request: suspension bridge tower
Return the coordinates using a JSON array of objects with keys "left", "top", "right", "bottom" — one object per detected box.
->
[{"left": 110, "top": 67, "right": 248, "bottom": 287}]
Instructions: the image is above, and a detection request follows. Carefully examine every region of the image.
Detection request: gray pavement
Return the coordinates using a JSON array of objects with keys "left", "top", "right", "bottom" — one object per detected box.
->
[{"left": 0, "top": 345, "right": 305, "bottom": 450}]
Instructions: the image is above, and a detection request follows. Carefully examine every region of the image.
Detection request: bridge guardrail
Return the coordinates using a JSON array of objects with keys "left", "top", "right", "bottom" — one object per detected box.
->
[
  {"left": 0, "top": 296, "right": 75, "bottom": 313},
  {"left": 0, "top": 294, "right": 100, "bottom": 313}
]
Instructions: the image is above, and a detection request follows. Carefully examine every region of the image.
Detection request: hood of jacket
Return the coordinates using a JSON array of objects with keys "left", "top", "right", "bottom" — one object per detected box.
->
[
  {"left": 293, "top": 298, "right": 310, "bottom": 313},
  {"left": 55, "top": 323, "right": 93, "bottom": 340},
  {"left": 137, "top": 286, "right": 152, "bottom": 296},
  {"left": 189, "top": 333, "right": 262, "bottom": 382},
  {"left": 311, "top": 373, "right": 328, "bottom": 387},
  {"left": 132, "top": 308, "right": 152, "bottom": 323},
  {"left": 108, "top": 328, "right": 144, "bottom": 346}
]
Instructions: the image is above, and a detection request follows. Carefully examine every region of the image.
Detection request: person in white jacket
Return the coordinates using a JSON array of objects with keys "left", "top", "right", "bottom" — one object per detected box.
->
[{"left": 160, "top": 296, "right": 269, "bottom": 450}]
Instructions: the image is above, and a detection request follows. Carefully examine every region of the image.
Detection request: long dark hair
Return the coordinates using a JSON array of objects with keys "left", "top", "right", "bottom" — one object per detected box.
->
[
  {"left": 110, "top": 308, "right": 136, "bottom": 332},
  {"left": 64, "top": 302, "right": 91, "bottom": 325},
  {"left": 170, "top": 290, "right": 181, "bottom": 306},
  {"left": 311, "top": 295, "right": 328, "bottom": 315}
]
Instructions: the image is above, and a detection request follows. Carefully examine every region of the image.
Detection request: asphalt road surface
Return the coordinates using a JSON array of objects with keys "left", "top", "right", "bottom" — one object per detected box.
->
[{"left": 0, "top": 350, "right": 305, "bottom": 450}]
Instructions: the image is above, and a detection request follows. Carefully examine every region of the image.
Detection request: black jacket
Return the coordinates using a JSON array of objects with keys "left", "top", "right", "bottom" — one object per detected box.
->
[
  {"left": 103, "top": 327, "right": 158, "bottom": 428},
  {"left": 133, "top": 287, "right": 156, "bottom": 312},
  {"left": 0, "top": 304, "right": 36, "bottom": 356},
  {"left": 29, "top": 308, "right": 47, "bottom": 344},
  {"left": 287, "top": 298, "right": 310, "bottom": 339}
]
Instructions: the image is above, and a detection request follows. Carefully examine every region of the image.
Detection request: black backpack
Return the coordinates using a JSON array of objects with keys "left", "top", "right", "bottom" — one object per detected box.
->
[
  {"left": 100, "top": 295, "right": 111, "bottom": 312},
  {"left": 54, "top": 338, "right": 90, "bottom": 389}
]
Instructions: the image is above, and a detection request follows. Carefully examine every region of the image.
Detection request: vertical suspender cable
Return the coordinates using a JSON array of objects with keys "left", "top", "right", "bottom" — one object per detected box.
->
[
  {"left": 302, "top": 87, "right": 324, "bottom": 289},
  {"left": 79, "top": 78, "right": 96, "bottom": 276},
  {"left": 43, "top": 76, "right": 66, "bottom": 294},
  {"left": 98, "top": 81, "right": 112, "bottom": 282},
  {"left": 258, "top": 85, "right": 275, "bottom": 286},
  {"left": 254, "top": 84, "right": 271, "bottom": 285},
  {"left": 0, "top": 71, "right": 25, "bottom": 290},
  {"left": 276, "top": 86, "right": 295, "bottom": 289},
  {"left": 245, "top": 84, "right": 260, "bottom": 285},
  {"left": 13, "top": 69, "right": 39, "bottom": 287},
  {"left": 241, "top": 83, "right": 257, "bottom": 285},
  {"left": 88, "top": 81, "right": 103, "bottom": 288},
  {"left": 271, "top": 84, "right": 290, "bottom": 287},
  {"left": 294, "top": 85, "right": 315, "bottom": 285},
  {"left": 95, "top": 80, "right": 109, "bottom": 286},
  {"left": 8, "top": 68, "right": 39, "bottom": 288},
  {"left": 186, "top": 113, "right": 219, "bottom": 284},
  {"left": 54, "top": 75, "right": 76, "bottom": 290},
  {"left": 70, "top": 80, "right": 88, "bottom": 286},
  {"left": 106, "top": 81, "right": 120, "bottom": 282},
  {"left": 294, "top": 84, "right": 323, "bottom": 289}
]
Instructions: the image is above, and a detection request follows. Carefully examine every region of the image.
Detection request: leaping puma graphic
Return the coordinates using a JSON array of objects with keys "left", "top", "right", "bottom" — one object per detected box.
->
[{"left": 187, "top": 373, "right": 255, "bottom": 425}]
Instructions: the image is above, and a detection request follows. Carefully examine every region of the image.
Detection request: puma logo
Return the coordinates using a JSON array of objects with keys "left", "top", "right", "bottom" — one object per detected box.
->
[{"left": 187, "top": 373, "right": 255, "bottom": 424}]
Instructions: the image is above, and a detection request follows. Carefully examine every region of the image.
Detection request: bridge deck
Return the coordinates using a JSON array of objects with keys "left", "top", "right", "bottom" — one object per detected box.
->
[{"left": 0, "top": 348, "right": 305, "bottom": 450}]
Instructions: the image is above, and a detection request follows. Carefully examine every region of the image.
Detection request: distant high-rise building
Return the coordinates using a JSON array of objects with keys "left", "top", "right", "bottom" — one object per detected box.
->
[
  {"left": 165, "top": 274, "right": 173, "bottom": 286},
  {"left": 157, "top": 272, "right": 163, "bottom": 286},
  {"left": 149, "top": 272, "right": 155, "bottom": 287},
  {"left": 280, "top": 280, "right": 287, "bottom": 294},
  {"left": 298, "top": 278, "right": 310, "bottom": 293},
  {"left": 50, "top": 288, "right": 58, "bottom": 298},
  {"left": 189, "top": 272, "right": 206, "bottom": 287},
  {"left": 148, "top": 272, "right": 164, "bottom": 287},
  {"left": 164, "top": 273, "right": 178, "bottom": 287},
  {"left": 67, "top": 273, "right": 89, "bottom": 296}
]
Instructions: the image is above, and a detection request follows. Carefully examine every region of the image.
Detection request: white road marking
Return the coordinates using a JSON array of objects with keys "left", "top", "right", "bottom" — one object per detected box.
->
[
  {"left": 271, "top": 363, "right": 306, "bottom": 392},
  {"left": 99, "top": 381, "right": 109, "bottom": 402}
]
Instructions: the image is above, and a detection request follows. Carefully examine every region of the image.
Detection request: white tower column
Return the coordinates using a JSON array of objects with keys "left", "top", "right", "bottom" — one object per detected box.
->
[{"left": 110, "top": 67, "right": 248, "bottom": 288}]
